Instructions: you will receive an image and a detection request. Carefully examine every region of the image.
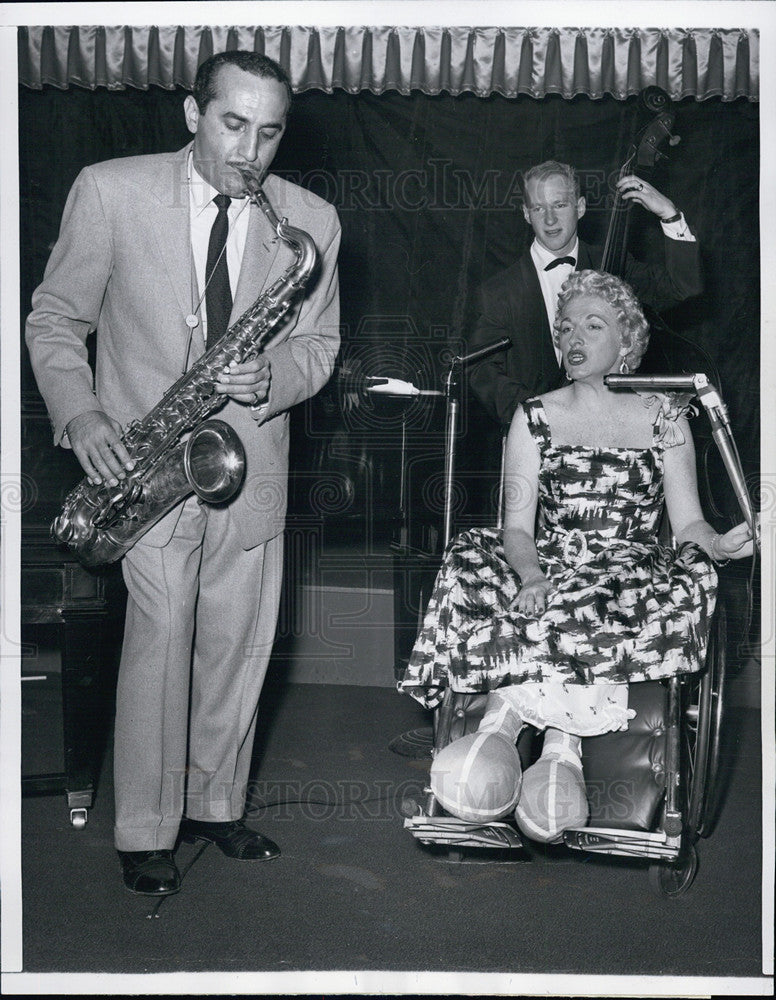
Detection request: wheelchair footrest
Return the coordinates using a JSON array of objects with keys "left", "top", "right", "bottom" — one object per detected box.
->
[
  {"left": 404, "top": 815, "right": 524, "bottom": 849},
  {"left": 563, "top": 826, "right": 681, "bottom": 860}
]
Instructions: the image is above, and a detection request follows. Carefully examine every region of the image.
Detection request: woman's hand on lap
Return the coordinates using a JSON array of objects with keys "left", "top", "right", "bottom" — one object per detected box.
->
[{"left": 516, "top": 575, "right": 555, "bottom": 617}]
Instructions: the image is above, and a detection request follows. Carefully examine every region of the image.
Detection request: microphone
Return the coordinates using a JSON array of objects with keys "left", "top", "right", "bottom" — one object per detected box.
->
[
  {"left": 364, "top": 376, "right": 443, "bottom": 397},
  {"left": 364, "top": 339, "right": 512, "bottom": 398},
  {"left": 604, "top": 374, "right": 703, "bottom": 392},
  {"left": 366, "top": 377, "right": 420, "bottom": 396},
  {"left": 455, "top": 337, "right": 512, "bottom": 367}
]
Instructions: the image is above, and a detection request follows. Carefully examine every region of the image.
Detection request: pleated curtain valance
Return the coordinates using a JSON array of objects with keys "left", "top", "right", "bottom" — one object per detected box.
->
[{"left": 18, "top": 24, "right": 758, "bottom": 101}]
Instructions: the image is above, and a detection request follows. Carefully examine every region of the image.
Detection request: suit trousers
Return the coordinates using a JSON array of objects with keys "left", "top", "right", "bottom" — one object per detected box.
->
[{"left": 113, "top": 495, "right": 284, "bottom": 851}]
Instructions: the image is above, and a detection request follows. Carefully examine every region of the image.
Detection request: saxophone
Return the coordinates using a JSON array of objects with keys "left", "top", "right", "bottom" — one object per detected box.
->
[{"left": 52, "top": 170, "right": 318, "bottom": 567}]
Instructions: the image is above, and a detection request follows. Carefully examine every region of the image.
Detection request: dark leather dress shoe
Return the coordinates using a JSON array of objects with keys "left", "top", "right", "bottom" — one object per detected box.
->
[
  {"left": 178, "top": 817, "right": 280, "bottom": 861},
  {"left": 118, "top": 850, "right": 180, "bottom": 895}
]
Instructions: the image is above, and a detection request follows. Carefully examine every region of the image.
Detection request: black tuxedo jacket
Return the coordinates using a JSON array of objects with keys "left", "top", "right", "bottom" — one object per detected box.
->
[{"left": 468, "top": 237, "right": 703, "bottom": 426}]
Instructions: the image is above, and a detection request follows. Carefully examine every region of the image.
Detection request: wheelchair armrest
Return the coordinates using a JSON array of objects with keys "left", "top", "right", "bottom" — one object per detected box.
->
[
  {"left": 445, "top": 693, "right": 488, "bottom": 744},
  {"left": 581, "top": 681, "right": 667, "bottom": 831}
]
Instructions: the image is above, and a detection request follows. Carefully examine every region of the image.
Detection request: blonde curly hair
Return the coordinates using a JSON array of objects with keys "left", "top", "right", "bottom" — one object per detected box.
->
[{"left": 552, "top": 270, "right": 650, "bottom": 372}]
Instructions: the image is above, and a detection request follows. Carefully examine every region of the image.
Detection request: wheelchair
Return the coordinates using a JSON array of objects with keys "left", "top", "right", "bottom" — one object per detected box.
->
[
  {"left": 404, "top": 601, "right": 726, "bottom": 896},
  {"left": 402, "top": 333, "right": 752, "bottom": 896}
]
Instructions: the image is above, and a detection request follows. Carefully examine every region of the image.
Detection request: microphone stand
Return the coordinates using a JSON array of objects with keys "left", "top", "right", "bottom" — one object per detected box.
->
[
  {"left": 442, "top": 359, "right": 462, "bottom": 550},
  {"left": 389, "top": 337, "right": 511, "bottom": 759},
  {"left": 442, "top": 337, "right": 512, "bottom": 548}
]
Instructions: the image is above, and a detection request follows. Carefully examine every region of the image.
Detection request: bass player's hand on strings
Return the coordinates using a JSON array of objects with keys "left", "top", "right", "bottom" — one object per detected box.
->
[
  {"left": 616, "top": 174, "right": 679, "bottom": 221},
  {"left": 66, "top": 409, "right": 134, "bottom": 487}
]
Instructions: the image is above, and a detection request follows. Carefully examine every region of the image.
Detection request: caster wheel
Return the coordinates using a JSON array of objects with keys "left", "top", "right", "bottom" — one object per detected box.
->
[
  {"left": 400, "top": 796, "right": 425, "bottom": 818},
  {"left": 69, "top": 808, "right": 88, "bottom": 829},
  {"left": 649, "top": 843, "right": 698, "bottom": 896}
]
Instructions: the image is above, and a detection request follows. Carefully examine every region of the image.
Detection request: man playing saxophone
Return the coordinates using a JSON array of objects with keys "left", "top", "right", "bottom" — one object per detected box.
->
[{"left": 26, "top": 51, "right": 341, "bottom": 896}]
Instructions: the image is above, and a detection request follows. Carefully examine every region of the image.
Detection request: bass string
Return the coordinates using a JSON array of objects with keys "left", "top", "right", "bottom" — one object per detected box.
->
[{"left": 601, "top": 153, "right": 635, "bottom": 275}]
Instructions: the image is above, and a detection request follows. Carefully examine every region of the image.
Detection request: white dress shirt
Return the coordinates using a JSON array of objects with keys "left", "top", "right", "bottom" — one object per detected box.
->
[
  {"left": 660, "top": 213, "right": 695, "bottom": 243},
  {"left": 531, "top": 239, "right": 578, "bottom": 366},
  {"left": 188, "top": 154, "right": 251, "bottom": 342},
  {"left": 188, "top": 155, "right": 271, "bottom": 418}
]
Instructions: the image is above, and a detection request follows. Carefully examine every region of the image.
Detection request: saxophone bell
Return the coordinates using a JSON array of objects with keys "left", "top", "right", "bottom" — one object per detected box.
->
[{"left": 183, "top": 419, "right": 246, "bottom": 503}]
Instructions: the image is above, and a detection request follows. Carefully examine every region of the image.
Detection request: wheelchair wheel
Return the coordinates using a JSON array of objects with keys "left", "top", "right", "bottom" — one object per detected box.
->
[
  {"left": 649, "top": 842, "right": 698, "bottom": 896},
  {"left": 649, "top": 603, "right": 726, "bottom": 896},
  {"left": 685, "top": 603, "right": 727, "bottom": 840}
]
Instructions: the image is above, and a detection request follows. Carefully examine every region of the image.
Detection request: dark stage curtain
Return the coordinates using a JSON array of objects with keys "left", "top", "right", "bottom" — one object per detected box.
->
[
  {"left": 19, "top": 85, "right": 759, "bottom": 542},
  {"left": 19, "top": 25, "right": 757, "bottom": 101}
]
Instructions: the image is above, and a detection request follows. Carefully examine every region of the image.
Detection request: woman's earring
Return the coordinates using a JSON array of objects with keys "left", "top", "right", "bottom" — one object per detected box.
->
[
  {"left": 619, "top": 358, "right": 630, "bottom": 374},
  {"left": 565, "top": 369, "right": 573, "bottom": 381}
]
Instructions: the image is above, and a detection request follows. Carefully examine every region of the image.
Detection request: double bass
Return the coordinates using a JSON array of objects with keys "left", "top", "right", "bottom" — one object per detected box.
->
[
  {"left": 599, "top": 87, "right": 728, "bottom": 523},
  {"left": 599, "top": 88, "right": 715, "bottom": 373}
]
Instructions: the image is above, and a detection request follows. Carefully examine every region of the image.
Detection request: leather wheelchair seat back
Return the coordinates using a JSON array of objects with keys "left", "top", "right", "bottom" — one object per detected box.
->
[{"left": 581, "top": 681, "right": 667, "bottom": 831}]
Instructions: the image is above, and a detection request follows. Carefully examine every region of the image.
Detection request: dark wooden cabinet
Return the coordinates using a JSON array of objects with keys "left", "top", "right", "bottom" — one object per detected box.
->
[{"left": 21, "top": 395, "right": 123, "bottom": 827}]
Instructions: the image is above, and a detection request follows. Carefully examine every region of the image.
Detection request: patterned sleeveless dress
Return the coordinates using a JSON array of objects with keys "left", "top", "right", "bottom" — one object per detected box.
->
[{"left": 398, "top": 397, "right": 717, "bottom": 712}]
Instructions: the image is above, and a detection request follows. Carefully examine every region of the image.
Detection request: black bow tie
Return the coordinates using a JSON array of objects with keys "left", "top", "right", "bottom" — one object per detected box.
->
[{"left": 544, "top": 256, "right": 576, "bottom": 271}]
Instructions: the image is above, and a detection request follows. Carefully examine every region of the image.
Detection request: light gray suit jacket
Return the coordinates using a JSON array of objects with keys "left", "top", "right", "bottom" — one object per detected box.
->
[{"left": 26, "top": 142, "right": 341, "bottom": 550}]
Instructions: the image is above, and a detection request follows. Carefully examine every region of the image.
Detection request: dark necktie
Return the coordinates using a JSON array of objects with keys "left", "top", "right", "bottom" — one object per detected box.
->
[
  {"left": 205, "top": 194, "right": 232, "bottom": 348},
  {"left": 544, "top": 255, "right": 576, "bottom": 271}
]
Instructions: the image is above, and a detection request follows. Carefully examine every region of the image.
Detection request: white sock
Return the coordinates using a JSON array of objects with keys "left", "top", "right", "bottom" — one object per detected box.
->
[{"left": 540, "top": 728, "right": 583, "bottom": 770}]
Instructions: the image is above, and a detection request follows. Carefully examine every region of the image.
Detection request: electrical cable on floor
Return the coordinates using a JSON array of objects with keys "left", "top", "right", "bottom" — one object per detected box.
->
[
  {"left": 145, "top": 789, "right": 416, "bottom": 913},
  {"left": 248, "top": 791, "right": 402, "bottom": 812},
  {"left": 144, "top": 841, "right": 209, "bottom": 919}
]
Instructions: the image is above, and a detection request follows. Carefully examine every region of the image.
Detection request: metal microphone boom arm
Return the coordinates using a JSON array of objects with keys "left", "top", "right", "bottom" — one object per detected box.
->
[
  {"left": 605, "top": 373, "right": 758, "bottom": 544},
  {"left": 695, "top": 381, "right": 758, "bottom": 543}
]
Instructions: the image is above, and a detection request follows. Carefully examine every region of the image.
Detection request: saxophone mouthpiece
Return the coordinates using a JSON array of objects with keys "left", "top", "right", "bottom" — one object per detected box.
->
[{"left": 234, "top": 165, "right": 261, "bottom": 196}]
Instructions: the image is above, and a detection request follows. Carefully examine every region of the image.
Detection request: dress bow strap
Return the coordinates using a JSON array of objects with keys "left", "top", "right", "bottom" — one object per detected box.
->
[{"left": 638, "top": 391, "right": 699, "bottom": 448}]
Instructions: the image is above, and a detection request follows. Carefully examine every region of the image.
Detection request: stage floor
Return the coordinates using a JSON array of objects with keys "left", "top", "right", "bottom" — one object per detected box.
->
[{"left": 16, "top": 679, "right": 766, "bottom": 983}]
